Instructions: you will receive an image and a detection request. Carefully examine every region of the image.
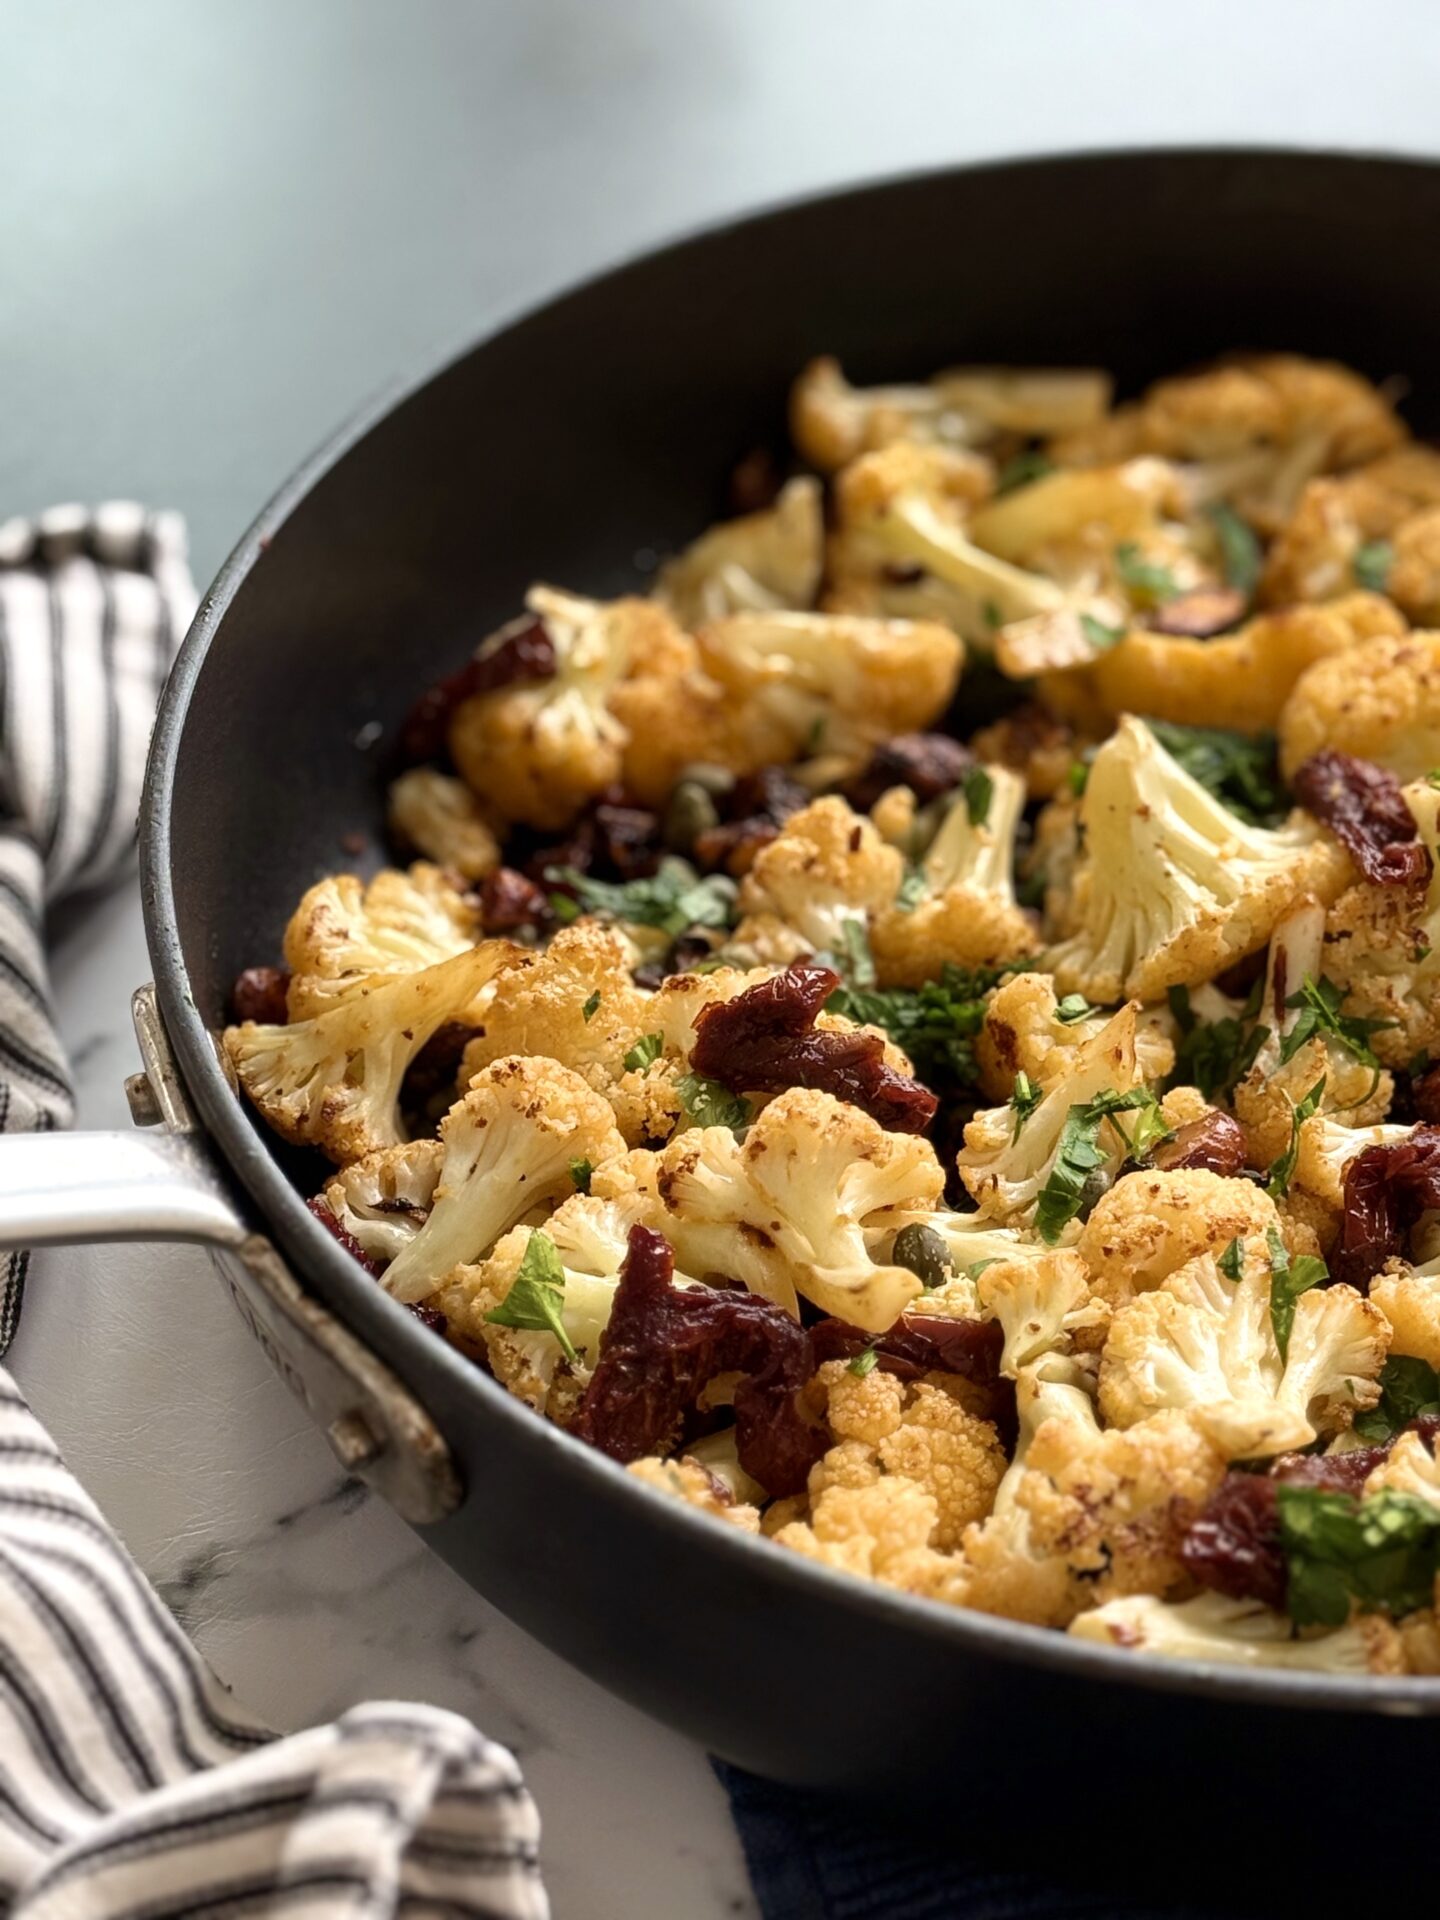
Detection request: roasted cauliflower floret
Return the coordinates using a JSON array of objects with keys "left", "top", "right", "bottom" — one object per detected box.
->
[
  {"left": 1279, "top": 627, "right": 1440, "bottom": 782},
  {"left": 1077, "top": 1168, "right": 1282, "bottom": 1313},
  {"left": 975, "top": 1247, "right": 1108, "bottom": 1374},
  {"left": 1370, "top": 1264, "right": 1440, "bottom": 1369},
  {"left": 381, "top": 1056, "right": 626, "bottom": 1303},
  {"left": 321, "top": 1138, "right": 443, "bottom": 1266},
  {"left": 283, "top": 863, "right": 480, "bottom": 1017},
  {"left": 1070, "top": 1589, "right": 1390, "bottom": 1670},
  {"left": 626, "top": 1453, "right": 762, "bottom": 1532},
  {"left": 1293, "top": 1116, "right": 1415, "bottom": 1216},
  {"left": 386, "top": 769, "right": 501, "bottom": 883},
  {"left": 790, "top": 355, "right": 1108, "bottom": 470},
  {"left": 225, "top": 942, "right": 513, "bottom": 1166},
  {"left": 957, "top": 1002, "right": 1144, "bottom": 1229},
  {"left": 1045, "top": 716, "right": 1349, "bottom": 1003},
  {"left": 974, "top": 969, "right": 1173, "bottom": 1104},
  {"left": 650, "top": 1087, "right": 944, "bottom": 1329},
  {"left": 1323, "top": 778, "right": 1440, "bottom": 1067},
  {"left": 449, "top": 587, "right": 656, "bottom": 830},
  {"left": 653, "top": 475, "right": 823, "bottom": 626},
  {"left": 869, "top": 765, "right": 1040, "bottom": 986},
  {"left": 773, "top": 1474, "right": 940, "bottom": 1580},
  {"left": 1098, "top": 1239, "right": 1388, "bottom": 1458},
  {"left": 731, "top": 796, "right": 903, "bottom": 968},
  {"left": 1261, "top": 445, "right": 1440, "bottom": 615}
]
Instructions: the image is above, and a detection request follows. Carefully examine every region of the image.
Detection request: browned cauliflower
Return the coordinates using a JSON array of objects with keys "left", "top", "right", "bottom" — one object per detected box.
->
[
  {"left": 1076, "top": 1167, "right": 1285, "bottom": 1313},
  {"left": 730, "top": 795, "right": 904, "bottom": 970},
  {"left": 653, "top": 475, "right": 823, "bottom": 626},
  {"left": 973, "top": 969, "right": 1174, "bottom": 1104},
  {"left": 283, "top": 863, "right": 481, "bottom": 1017},
  {"left": 1070, "top": 1590, "right": 1396, "bottom": 1670},
  {"left": 626, "top": 1454, "right": 762, "bottom": 1532},
  {"left": 1324, "top": 777, "right": 1440, "bottom": 1067},
  {"left": 1279, "top": 627, "right": 1440, "bottom": 781},
  {"left": 385, "top": 769, "right": 501, "bottom": 882},
  {"left": 1370, "top": 1262, "right": 1440, "bottom": 1369},
  {"left": 1261, "top": 445, "right": 1440, "bottom": 615}
]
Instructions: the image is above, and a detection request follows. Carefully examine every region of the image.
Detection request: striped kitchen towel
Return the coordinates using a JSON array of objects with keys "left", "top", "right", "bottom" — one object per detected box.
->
[
  {"left": 0, "top": 503, "right": 195, "bottom": 1353},
  {"left": 0, "top": 1369, "right": 548, "bottom": 1917}
]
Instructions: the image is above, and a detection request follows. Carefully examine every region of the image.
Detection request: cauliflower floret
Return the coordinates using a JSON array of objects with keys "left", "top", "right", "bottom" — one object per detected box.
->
[
  {"left": 449, "top": 587, "right": 657, "bottom": 830},
  {"left": 869, "top": 765, "right": 1040, "bottom": 986},
  {"left": 975, "top": 1248, "right": 1108, "bottom": 1375},
  {"left": 1323, "top": 777, "right": 1440, "bottom": 1068},
  {"left": 773, "top": 1474, "right": 940, "bottom": 1579},
  {"left": 1365, "top": 1427, "right": 1440, "bottom": 1511},
  {"left": 1077, "top": 1168, "right": 1283, "bottom": 1313},
  {"left": 1045, "top": 716, "right": 1349, "bottom": 1003},
  {"left": 650, "top": 1087, "right": 944, "bottom": 1329},
  {"left": 1294, "top": 1116, "right": 1416, "bottom": 1216},
  {"left": 1370, "top": 1265, "right": 1440, "bottom": 1368},
  {"left": 225, "top": 942, "right": 513, "bottom": 1166},
  {"left": 1280, "top": 627, "right": 1440, "bottom": 782},
  {"left": 1261, "top": 446, "right": 1440, "bottom": 615},
  {"left": 969, "top": 703, "right": 1091, "bottom": 802},
  {"left": 957, "top": 1002, "right": 1144, "bottom": 1227},
  {"left": 790, "top": 355, "right": 1108, "bottom": 471},
  {"left": 1070, "top": 1590, "right": 1391, "bottom": 1670},
  {"left": 282, "top": 863, "right": 481, "bottom": 1017},
  {"left": 386, "top": 769, "right": 501, "bottom": 883},
  {"left": 974, "top": 969, "right": 1174, "bottom": 1104},
  {"left": 1045, "top": 593, "right": 1406, "bottom": 736},
  {"left": 731, "top": 796, "right": 903, "bottom": 967},
  {"left": 1017, "top": 1407, "right": 1226, "bottom": 1602},
  {"left": 653, "top": 476, "right": 823, "bottom": 626},
  {"left": 1098, "top": 1240, "right": 1389, "bottom": 1458},
  {"left": 322, "top": 1138, "right": 444, "bottom": 1266},
  {"left": 626, "top": 1454, "right": 762, "bottom": 1532},
  {"left": 381, "top": 1056, "right": 626, "bottom": 1303}
]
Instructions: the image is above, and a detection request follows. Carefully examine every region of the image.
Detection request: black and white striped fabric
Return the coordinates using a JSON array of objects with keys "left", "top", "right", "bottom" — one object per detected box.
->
[
  {"left": 0, "top": 503, "right": 195, "bottom": 1352},
  {"left": 0, "top": 1372, "right": 547, "bottom": 1918}
]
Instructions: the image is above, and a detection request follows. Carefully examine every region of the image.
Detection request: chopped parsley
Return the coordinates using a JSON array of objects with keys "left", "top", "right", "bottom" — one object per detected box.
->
[
  {"left": 1279, "top": 973, "right": 1394, "bottom": 1081},
  {"left": 1066, "top": 758, "right": 1090, "bottom": 797},
  {"left": 1167, "top": 981, "right": 1270, "bottom": 1102},
  {"left": 963, "top": 766, "right": 994, "bottom": 828},
  {"left": 1264, "top": 1224, "right": 1326, "bottom": 1362},
  {"left": 1278, "top": 1485, "right": 1440, "bottom": 1627},
  {"left": 623, "top": 1032, "right": 664, "bottom": 1072},
  {"left": 1034, "top": 1088, "right": 1169, "bottom": 1244},
  {"left": 1053, "top": 993, "right": 1095, "bottom": 1026},
  {"left": 676, "top": 1072, "right": 751, "bottom": 1132},
  {"left": 1265, "top": 1076, "right": 1326, "bottom": 1200},
  {"left": 1207, "top": 502, "right": 1263, "bottom": 600},
  {"left": 849, "top": 1344, "right": 881, "bottom": 1378},
  {"left": 483, "top": 1231, "right": 577, "bottom": 1363},
  {"left": 1353, "top": 538, "right": 1395, "bottom": 595},
  {"left": 1115, "top": 541, "right": 1180, "bottom": 607},
  {"left": 982, "top": 599, "right": 1003, "bottom": 631},
  {"left": 581, "top": 990, "right": 601, "bottom": 1023},
  {"left": 995, "top": 449, "right": 1056, "bottom": 495},
  {"left": 1009, "top": 1070, "right": 1041, "bottom": 1143},
  {"left": 568, "top": 1157, "right": 594, "bottom": 1193},
  {"left": 895, "top": 864, "right": 927, "bottom": 912},
  {"left": 547, "top": 857, "right": 736, "bottom": 937},
  {"left": 829, "top": 962, "right": 1019, "bottom": 1099},
  {"left": 1147, "top": 719, "right": 1286, "bottom": 825},
  {"left": 1353, "top": 1354, "right": 1440, "bottom": 1444},
  {"left": 1079, "top": 612, "right": 1125, "bottom": 652},
  {"left": 965, "top": 1257, "right": 1002, "bottom": 1281},
  {"left": 1217, "top": 1235, "right": 1245, "bottom": 1282}
]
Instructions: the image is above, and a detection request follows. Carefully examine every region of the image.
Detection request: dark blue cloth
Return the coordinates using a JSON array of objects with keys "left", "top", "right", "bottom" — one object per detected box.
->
[{"left": 716, "top": 1762, "right": 1240, "bottom": 1920}]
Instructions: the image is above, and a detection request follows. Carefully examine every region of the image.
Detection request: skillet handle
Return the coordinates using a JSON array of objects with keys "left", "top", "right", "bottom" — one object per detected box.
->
[{"left": 0, "top": 1127, "right": 247, "bottom": 1250}]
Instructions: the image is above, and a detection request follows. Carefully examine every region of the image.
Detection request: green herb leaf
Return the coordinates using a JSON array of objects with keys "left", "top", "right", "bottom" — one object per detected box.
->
[
  {"left": 549, "top": 891, "right": 581, "bottom": 924},
  {"left": 623, "top": 1032, "right": 664, "bottom": 1072},
  {"left": 568, "top": 1157, "right": 593, "bottom": 1193},
  {"left": 1147, "top": 719, "right": 1287, "bottom": 825},
  {"left": 1167, "top": 983, "right": 1272, "bottom": 1102},
  {"left": 1354, "top": 538, "right": 1395, "bottom": 595},
  {"left": 829, "top": 961, "right": 1020, "bottom": 1101},
  {"left": 1278, "top": 1485, "right": 1440, "bottom": 1627},
  {"left": 1264, "top": 1224, "right": 1327, "bottom": 1361},
  {"left": 1428, "top": 771, "right": 1440, "bottom": 793},
  {"left": 895, "top": 865, "right": 927, "bottom": 912},
  {"left": 581, "top": 990, "right": 601, "bottom": 1023},
  {"left": 1265, "top": 1076, "right": 1326, "bottom": 1200},
  {"left": 1009, "top": 1070, "right": 1042, "bottom": 1143},
  {"left": 484, "top": 1231, "right": 578, "bottom": 1363},
  {"left": 805, "top": 714, "right": 827, "bottom": 755},
  {"left": 1054, "top": 994, "right": 1095, "bottom": 1026},
  {"left": 849, "top": 1344, "right": 881, "bottom": 1377},
  {"left": 982, "top": 599, "right": 1003, "bottom": 631},
  {"left": 965, "top": 1257, "right": 1002, "bottom": 1281},
  {"left": 1217, "top": 1235, "right": 1245, "bottom": 1282},
  {"left": 1207, "top": 502, "right": 1263, "bottom": 599},
  {"left": 547, "top": 857, "right": 736, "bottom": 938},
  {"left": 1033, "top": 1088, "right": 1156, "bottom": 1244},
  {"left": 1279, "top": 973, "right": 1395, "bottom": 1076},
  {"left": 834, "top": 917, "right": 876, "bottom": 989},
  {"left": 1115, "top": 1093, "right": 1174, "bottom": 1164},
  {"left": 1353, "top": 1354, "right": 1440, "bottom": 1444},
  {"left": 996, "top": 449, "right": 1056, "bottom": 495},
  {"left": 1066, "top": 758, "right": 1090, "bottom": 797},
  {"left": 1079, "top": 612, "right": 1125, "bottom": 652},
  {"left": 963, "top": 766, "right": 994, "bottom": 828},
  {"left": 676, "top": 1072, "right": 751, "bottom": 1132},
  {"left": 1115, "top": 540, "right": 1180, "bottom": 607}
]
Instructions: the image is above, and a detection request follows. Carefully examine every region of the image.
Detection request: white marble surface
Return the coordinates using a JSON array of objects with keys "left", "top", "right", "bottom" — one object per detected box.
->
[{"left": 10, "top": 879, "right": 759, "bottom": 1920}]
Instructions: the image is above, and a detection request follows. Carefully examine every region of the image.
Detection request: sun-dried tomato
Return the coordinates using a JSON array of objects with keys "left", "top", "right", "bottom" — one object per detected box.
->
[
  {"left": 1149, "top": 1110, "right": 1247, "bottom": 1177},
  {"left": 1332, "top": 1126, "right": 1440, "bottom": 1292},
  {"left": 692, "top": 768, "right": 808, "bottom": 877},
  {"left": 1408, "top": 1062, "right": 1440, "bottom": 1127},
  {"left": 809, "top": 1311, "right": 1004, "bottom": 1384},
  {"left": 232, "top": 965, "right": 291, "bottom": 1025},
  {"left": 572, "top": 1224, "right": 825, "bottom": 1496},
  {"left": 1292, "top": 749, "right": 1433, "bottom": 888},
  {"left": 306, "top": 1197, "right": 382, "bottom": 1277},
  {"left": 409, "top": 1301, "right": 448, "bottom": 1337},
  {"left": 396, "top": 614, "right": 557, "bottom": 767},
  {"left": 479, "top": 866, "right": 552, "bottom": 934},
  {"left": 690, "top": 963, "right": 939, "bottom": 1134},
  {"left": 593, "top": 801, "right": 664, "bottom": 880},
  {"left": 843, "top": 734, "right": 975, "bottom": 813},
  {"left": 402, "top": 1022, "right": 471, "bottom": 1120}
]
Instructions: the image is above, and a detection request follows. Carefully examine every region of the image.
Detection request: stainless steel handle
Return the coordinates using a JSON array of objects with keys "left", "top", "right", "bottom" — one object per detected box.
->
[{"left": 0, "top": 1128, "right": 246, "bottom": 1250}]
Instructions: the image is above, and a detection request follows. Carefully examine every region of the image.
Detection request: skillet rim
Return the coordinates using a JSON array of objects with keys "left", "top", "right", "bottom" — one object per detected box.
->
[{"left": 141, "top": 142, "right": 1440, "bottom": 1716}]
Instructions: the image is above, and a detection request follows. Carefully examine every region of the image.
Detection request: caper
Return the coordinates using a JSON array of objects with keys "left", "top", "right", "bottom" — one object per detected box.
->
[
  {"left": 663, "top": 779, "right": 721, "bottom": 854},
  {"left": 675, "top": 762, "right": 736, "bottom": 798},
  {"left": 891, "top": 1222, "right": 956, "bottom": 1291}
]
